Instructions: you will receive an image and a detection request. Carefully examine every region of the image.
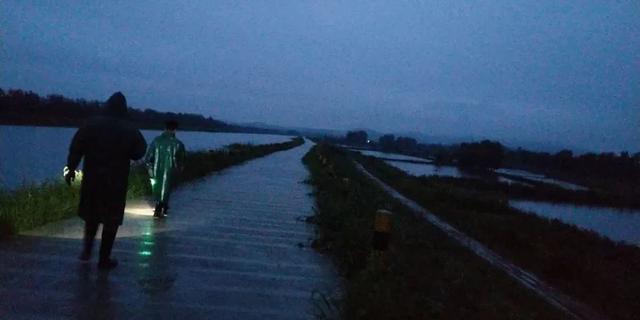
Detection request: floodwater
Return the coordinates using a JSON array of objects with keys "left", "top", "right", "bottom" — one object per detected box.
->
[
  {"left": 510, "top": 200, "right": 640, "bottom": 246},
  {"left": 0, "top": 125, "right": 291, "bottom": 189},
  {"left": 362, "top": 151, "right": 638, "bottom": 246},
  {"left": 387, "top": 160, "right": 468, "bottom": 178},
  {"left": 387, "top": 160, "right": 534, "bottom": 187},
  {"left": 495, "top": 168, "right": 587, "bottom": 191},
  {"left": 371, "top": 155, "right": 584, "bottom": 190},
  {"left": 347, "top": 148, "right": 472, "bottom": 179},
  {"left": 350, "top": 149, "right": 432, "bottom": 162}
]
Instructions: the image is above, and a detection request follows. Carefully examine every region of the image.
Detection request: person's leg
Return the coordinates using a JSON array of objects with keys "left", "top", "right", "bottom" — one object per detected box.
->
[
  {"left": 154, "top": 201, "right": 163, "bottom": 217},
  {"left": 98, "top": 223, "right": 119, "bottom": 270},
  {"left": 80, "top": 221, "right": 99, "bottom": 261},
  {"left": 162, "top": 185, "right": 172, "bottom": 216},
  {"left": 162, "top": 200, "right": 169, "bottom": 216}
]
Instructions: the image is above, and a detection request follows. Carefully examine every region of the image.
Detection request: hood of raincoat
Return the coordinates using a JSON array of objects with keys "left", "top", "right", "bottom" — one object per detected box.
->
[{"left": 105, "top": 92, "right": 127, "bottom": 117}]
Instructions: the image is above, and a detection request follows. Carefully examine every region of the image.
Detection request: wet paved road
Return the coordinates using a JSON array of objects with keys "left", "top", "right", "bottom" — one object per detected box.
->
[{"left": 0, "top": 142, "right": 339, "bottom": 319}]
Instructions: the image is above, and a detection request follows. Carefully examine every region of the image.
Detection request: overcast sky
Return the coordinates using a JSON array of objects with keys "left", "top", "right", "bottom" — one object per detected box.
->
[{"left": 1, "top": 1, "right": 638, "bottom": 152}]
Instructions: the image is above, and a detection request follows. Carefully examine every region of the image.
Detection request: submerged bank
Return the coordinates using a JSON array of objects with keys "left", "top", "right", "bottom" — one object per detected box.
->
[{"left": 0, "top": 137, "right": 304, "bottom": 237}]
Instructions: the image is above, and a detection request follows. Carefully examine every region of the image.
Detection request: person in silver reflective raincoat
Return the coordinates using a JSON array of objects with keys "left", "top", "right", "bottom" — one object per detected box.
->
[{"left": 144, "top": 120, "right": 185, "bottom": 218}]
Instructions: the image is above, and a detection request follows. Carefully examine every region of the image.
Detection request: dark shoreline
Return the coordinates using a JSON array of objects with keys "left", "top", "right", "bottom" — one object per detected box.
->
[{"left": 0, "top": 121, "right": 295, "bottom": 136}]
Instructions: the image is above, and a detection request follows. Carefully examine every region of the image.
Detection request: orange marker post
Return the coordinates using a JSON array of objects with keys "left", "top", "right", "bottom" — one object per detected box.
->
[{"left": 372, "top": 209, "right": 393, "bottom": 251}]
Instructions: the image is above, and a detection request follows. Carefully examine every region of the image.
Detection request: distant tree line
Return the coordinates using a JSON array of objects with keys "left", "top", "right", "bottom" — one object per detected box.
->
[
  {"left": 323, "top": 129, "right": 639, "bottom": 194},
  {"left": 327, "top": 131, "right": 505, "bottom": 168},
  {"left": 0, "top": 88, "right": 294, "bottom": 135}
]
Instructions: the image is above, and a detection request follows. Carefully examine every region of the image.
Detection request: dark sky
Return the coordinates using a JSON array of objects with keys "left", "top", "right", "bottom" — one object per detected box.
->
[{"left": 2, "top": 1, "right": 638, "bottom": 152}]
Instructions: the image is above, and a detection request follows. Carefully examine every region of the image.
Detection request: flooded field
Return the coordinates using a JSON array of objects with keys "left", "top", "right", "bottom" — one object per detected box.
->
[
  {"left": 350, "top": 149, "right": 432, "bottom": 162},
  {"left": 386, "top": 160, "right": 469, "bottom": 178},
  {"left": 495, "top": 168, "right": 587, "bottom": 191},
  {"left": 359, "top": 150, "right": 639, "bottom": 246},
  {"left": 511, "top": 200, "right": 640, "bottom": 246}
]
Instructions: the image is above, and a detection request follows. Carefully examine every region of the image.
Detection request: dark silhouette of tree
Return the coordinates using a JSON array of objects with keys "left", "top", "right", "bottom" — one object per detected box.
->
[
  {"left": 554, "top": 149, "right": 573, "bottom": 170},
  {"left": 345, "top": 130, "right": 368, "bottom": 146},
  {"left": 378, "top": 134, "right": 396, "bottom": 151},
  {"left": 456, "top": 140, "right": 504, "bottom": 168},
  {"left": 396, "top": 137, "right": 418, "bottom": 153},
  {"left": 0, "top": 87, "right": 290, "bottom": 135}
]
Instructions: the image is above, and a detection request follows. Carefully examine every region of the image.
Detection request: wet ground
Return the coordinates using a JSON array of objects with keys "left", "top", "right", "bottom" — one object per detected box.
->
[{"left": 0, "top": 142, "right": 339, "bottom": 319}]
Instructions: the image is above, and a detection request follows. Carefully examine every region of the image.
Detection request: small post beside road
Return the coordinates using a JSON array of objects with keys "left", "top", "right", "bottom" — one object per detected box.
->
[{"left": 372, "top": 209, "right": 393, "bottom": 252}]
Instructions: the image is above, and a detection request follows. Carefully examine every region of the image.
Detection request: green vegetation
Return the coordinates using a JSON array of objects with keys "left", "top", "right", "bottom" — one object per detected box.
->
[
  {"left": 304, "top": 144, "right": 566, "bottom": 319},
  {"left": 1, "top": 137, "right": 304, "bottom": 237},
  {"left": 357, "top": 153, "right": 640, "bottom": 320},
  {"left": 0, "top": 182, "right": 80, "bottom": 239}
]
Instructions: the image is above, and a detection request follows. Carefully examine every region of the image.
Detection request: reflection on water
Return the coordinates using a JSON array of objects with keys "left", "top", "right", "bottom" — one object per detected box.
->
[
  {"left": 350, "top": 149, "right": 431, "bottom": 162},
  {"left": 380, "top": 154, "right": 637, "bottom": 246},
  {"left": 498, "top": 176, "right": 533, "bottom": 187},
  {"left": 386, "top": 160, "right": 468, "bottom": 178},
  {"left": 510, "top": 200, "right": 640, "bottom": 246},
  {"left": 495, "top": 168, "right": 587, "bottom": 191},
  {"left": 0, "top": 125, "right": 291, "bottom": 189},
  {"left": 374, "top": 155, "right": 582, "bottom": 191}
]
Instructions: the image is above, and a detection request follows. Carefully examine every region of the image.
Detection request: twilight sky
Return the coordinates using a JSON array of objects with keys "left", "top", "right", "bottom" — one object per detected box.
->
[{"left": 1, "top": 1, "right": 638, "bottom": 152}]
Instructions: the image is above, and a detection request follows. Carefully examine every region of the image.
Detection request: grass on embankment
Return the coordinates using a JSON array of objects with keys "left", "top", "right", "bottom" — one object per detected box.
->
[
  {"left": 304, "top": 144, "right": 566, "bottom": 320},
  {"left": 0, "top": 182, "right": 80, "bottom": 239},
  {"left": 357, "top": 153, "right": 640, "bottom": 320},
  {"left": 0, "top": 137, "right": 304, "bottom": 237}
]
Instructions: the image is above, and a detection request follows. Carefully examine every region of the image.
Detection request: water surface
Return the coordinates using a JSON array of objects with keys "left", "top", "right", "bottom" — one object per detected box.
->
[
  {"left": 387, "top": 161, "right": 468, "bottom": 178},
  {"left": 510, "top": 200, "right": 640, "bottom": 246},
  {"left": 350, "top": 149, "right": 432, "bottom": 162},
  {"left": 357, "top": 148, "right": 639, "bottom": 246},
  {"left": 0, "top": 125, "right": 291, "bottom": 189},
  {"left": 496, "top": 168, "right": 587, "bottom": 191}
]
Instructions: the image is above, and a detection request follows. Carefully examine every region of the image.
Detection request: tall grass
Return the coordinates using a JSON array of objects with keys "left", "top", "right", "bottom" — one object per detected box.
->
[
  {"left": 357, "top": 153, "right": 640, "bottom": 320},
  {"left": 304, "top": 144, "right": 565, "bottom": 319},
  {"left": 1, "top": 137, "right": 304, "bottom": 237},
  {"left": 0, "top": 181, "right": 80, "bottom": 238}
]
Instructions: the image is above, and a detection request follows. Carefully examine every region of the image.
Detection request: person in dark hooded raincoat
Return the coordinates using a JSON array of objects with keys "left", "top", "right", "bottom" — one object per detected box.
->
[
  {"left": 65, "top": 92, "right": 147, "bottom": 270},
  {"left": 144, "top": 120, "right": 185, "bottom": 218}
]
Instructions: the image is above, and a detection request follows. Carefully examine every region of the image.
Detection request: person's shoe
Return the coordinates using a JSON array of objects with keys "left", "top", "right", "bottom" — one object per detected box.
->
[
  {"left": 98, "top": 258, "right": 118, "bottom": 270},
  {"left": 153, "top": 207, "right": 163, "bottom": 219},
  {"left": 154, "top": 203, "right": 162, "bottom": 216}
]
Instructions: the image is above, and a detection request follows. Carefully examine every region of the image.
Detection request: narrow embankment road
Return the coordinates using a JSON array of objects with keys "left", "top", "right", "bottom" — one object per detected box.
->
[
  {"left": 355, "top": 162, "right": 607, "bottom": 320},
  {"left": 0, "top": 142, "right": 338, "bottom": 319}
]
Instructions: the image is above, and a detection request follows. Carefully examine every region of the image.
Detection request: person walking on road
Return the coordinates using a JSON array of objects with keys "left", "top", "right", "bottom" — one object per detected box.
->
[
  {"left": 65, "top": 92, "right": 147, "bottom": 270},
  {"left": 145, "top": 120, "right": 185, "bottom": 218}
]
